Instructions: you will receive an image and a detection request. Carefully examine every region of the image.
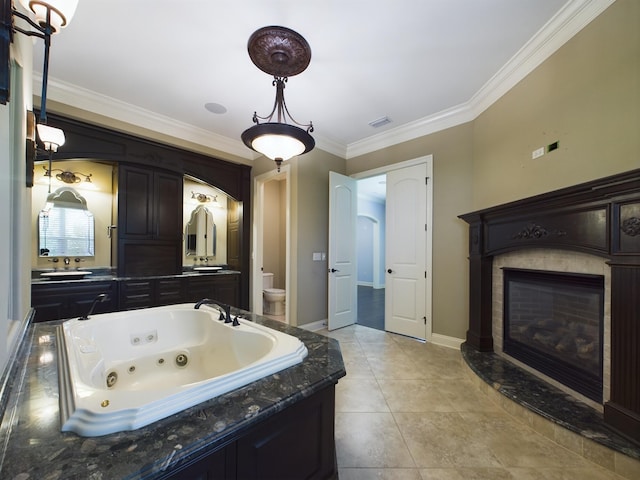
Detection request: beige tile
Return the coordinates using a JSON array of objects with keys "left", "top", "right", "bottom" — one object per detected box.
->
[
  {"left": 336, "top": 377, "right": 389, "bottom": 413},
  {"left": 421, "top": 468, "right": 514, "bottom": 479},
  {"left": 615, "top": 451, "right": 640, "bottom": 480},
  {"left": 365, "top": 351, "right": 426, "bottom": 380},
  {"left": 339, "top": 468, "right": 423, "bottom": 480},
  {"left": 437, "top": 380, "right": 500, "bottom": 413},
  {"left": 394, "top": 412, "right": 502, "bottom": 468},
  {"left": 377, "top": 379, "right": 455, "bottom": 413},
  {"left": 335, "top": 412, "right": 416, "bottom": 468}
]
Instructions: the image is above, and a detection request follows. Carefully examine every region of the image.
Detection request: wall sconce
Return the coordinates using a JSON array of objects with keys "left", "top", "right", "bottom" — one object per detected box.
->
[
  {"left": 2, "top": 0, "right": 78, "bottom": 181},
  {"left": 192, "top": 191, "right": 213, "bottom": 203},
  {"left": 43, "top": 165, "right": 92, "bottom": 184},
  {"left": 241, "top": 26, "right": 315, "bottom": 173}
]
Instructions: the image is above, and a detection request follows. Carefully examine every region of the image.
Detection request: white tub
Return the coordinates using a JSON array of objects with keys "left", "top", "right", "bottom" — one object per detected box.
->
[{"left": 57, "top": 303, "right": 308, "bottom": 437}]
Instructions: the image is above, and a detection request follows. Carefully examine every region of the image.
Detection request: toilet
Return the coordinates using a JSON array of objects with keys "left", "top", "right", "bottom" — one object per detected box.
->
[{"left": 263, "top": 273, "right": 286, "bottom": 316}]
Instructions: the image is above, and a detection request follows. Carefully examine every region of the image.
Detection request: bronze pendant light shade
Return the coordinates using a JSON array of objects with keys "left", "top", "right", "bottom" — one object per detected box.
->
[{"left": 241, "top": 26, "right": 314, "bottom": 171}]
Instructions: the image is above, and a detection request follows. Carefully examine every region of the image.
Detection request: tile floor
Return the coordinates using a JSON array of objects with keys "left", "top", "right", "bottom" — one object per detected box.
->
[{"left": 320, "top": 324, "right": 625, "bottom": 480}]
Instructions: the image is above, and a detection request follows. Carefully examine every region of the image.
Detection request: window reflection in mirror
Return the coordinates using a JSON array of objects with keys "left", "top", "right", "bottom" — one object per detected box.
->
[
  {"left": 38, "top": 187, "right": 95, "bottom": 257},
  {"left": 183, "top": 177, "right": 228, "bottom": 264},
  {"left": 32, "top": 160, "right": 115, "bottom": 269}
]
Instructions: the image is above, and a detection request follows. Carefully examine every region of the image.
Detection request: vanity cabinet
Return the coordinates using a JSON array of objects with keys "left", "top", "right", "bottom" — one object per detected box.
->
[
  {"left": 118, "top": 165, "right": 183, "bottom": 276},
  {"left": 185, "top": 275, "right": 239, "bottom": 306},
  {"left": 118, "top": 277, "right": 185, "bottom": 310},
  {"left": 32, "top": 274, "right": 241, "bottom": 322},
  {"left": 31, "top": 280, "right": 117, "bottom": 322}
]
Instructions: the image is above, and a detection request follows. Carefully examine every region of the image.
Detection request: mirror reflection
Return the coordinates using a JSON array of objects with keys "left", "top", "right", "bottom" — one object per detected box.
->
[
  {"left": 38, "top": 187, "right": 95, "bottom": 257},
  {"left": 185, "top": 204, "right": 216, "bottom": 257}
]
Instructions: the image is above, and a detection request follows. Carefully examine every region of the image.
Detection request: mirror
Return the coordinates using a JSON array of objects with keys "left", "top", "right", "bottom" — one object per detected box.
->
[
  {"left": 185, "top": 205, "right": 216, "bottom": 257},
  {"left": 38, "top": 187, "right": 95, "bottom": 257}
]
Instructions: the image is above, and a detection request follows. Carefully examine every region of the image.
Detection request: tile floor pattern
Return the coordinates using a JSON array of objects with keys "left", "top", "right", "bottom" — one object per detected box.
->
[{"left": 320, "top": 324, "right": 625, "bottom": 480}]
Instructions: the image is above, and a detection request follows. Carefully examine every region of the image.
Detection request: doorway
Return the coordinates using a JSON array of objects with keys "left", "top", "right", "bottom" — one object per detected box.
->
[
  {"left": 332, "top": 155, "right": 433, "bottom": 340},
  {"left": 252, "top": 166, "right": 291, "bottom": 324}
]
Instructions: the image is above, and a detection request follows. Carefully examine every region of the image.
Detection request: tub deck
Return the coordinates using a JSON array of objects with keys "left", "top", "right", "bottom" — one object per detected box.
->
[{"left": 0, "top": 310, "right": 345, "bottom": 479}]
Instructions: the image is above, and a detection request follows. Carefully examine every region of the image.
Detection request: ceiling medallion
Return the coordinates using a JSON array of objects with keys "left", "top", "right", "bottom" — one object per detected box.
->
[{"left": 247, "top": 26, "right": 311, "bottom": 78}]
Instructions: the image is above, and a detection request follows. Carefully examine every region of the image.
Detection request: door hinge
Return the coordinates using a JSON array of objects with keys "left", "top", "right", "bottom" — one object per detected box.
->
[
  {"left": 425, "top": 177, "right": 429, "bottom": 185},
  {"left": 424, "top": 271, "right": 426, "bottom": 278},
  {"left": 423, "top": 316, "right": 427, "bottom": 325}
]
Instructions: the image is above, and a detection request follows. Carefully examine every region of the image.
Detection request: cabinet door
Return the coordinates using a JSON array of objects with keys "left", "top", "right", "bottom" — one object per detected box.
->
[
  {"left": 157, "top": 278, "right": 184, "bottom": 306},
  {"left": 154, "top": 172, "right": 183, "bottom": 240},
  {"left": 167, "top": 444, "right": 235, "bottom": 480},
  {"left": 236, "top": 386, "right": 336, "bottom": 480},
  {"left": 32, "top": 281, "right": 116, "bottom": 322},
  {"left": 119, "top": 165, "right": 154, "bottom": 237}
]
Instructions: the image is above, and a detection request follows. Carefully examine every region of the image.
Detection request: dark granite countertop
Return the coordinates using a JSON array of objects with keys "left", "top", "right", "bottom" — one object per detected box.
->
[
  {"left": 0, "top": 311, "right": 345, "bottom": 479},
  {"left": 31, "top": 268, "right": 241, "bottom": 284},
  {"left": 461, "top": 343, "right": 640, "bottom": 460}
]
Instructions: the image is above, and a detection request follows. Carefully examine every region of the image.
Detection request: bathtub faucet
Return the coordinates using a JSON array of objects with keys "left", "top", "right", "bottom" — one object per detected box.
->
[
  {"left": 194, "top": 298, "right": 238, "bottom": 325},
  {"left": 79, "top": 294, "right": 110, "bottom": 320}
]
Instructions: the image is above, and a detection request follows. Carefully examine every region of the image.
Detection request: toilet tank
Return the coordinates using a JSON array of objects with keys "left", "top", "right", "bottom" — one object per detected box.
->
[{"left": 262, "top": 273, "right": 274, "bottom": 289}]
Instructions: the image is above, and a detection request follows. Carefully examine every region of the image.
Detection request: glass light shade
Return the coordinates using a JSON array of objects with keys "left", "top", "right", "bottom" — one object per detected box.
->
[
  {"left": 19, "top": 0, "right": 79, "bottom": 32},
  {"left": 37, "top": 123, "right": 65, "bottom": 151},
  {"left": 241, "top": 123, "right": 314, "bottom": 161}
]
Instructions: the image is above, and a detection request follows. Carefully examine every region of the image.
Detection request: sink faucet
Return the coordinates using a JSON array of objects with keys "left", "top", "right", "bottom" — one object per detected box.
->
[
  {"left": 79, "top": 294, "right": 109, "bottom": 320},
  {"left": 194, "top": 298, "right": 238, "bottom": 326}
]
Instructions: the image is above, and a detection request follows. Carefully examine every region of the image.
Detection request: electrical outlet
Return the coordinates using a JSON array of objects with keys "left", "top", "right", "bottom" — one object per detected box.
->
[{"left": 532, "top": 147, "right": 545, "bottom": 159}]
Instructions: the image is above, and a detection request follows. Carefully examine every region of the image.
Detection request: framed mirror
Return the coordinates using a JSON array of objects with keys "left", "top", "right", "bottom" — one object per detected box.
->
[
  {"left": 38, "top": 187, "right": 95, "bottom": 257},
  {"left": 185, "top": 204, "right": 216, "bottom": 257}
]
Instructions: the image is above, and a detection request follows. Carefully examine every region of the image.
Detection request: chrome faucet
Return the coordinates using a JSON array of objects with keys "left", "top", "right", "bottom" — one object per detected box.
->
[
  {"left": 79, "top": 294, "right": 109, "bottom": 320},
  {"left": 194, "top": 298, "right": 239, "bottom": 326}
]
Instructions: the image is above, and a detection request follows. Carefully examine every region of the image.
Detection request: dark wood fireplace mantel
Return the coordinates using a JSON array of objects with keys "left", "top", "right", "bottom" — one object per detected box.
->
[{"left": 459, "top": 168, "right": 640, "bottom": 444}]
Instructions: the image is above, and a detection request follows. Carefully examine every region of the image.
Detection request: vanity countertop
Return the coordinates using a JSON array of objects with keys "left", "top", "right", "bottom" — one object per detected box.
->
[
  {"left": 0, "top": 312, "right": 345, "bottom": 479},
  {"left": 31, "top": 268, "right": 241, "bottom": 283}
]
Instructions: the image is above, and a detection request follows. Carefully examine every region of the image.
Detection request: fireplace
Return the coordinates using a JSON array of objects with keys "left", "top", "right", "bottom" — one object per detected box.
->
[
  {"left": 459, "top": 168, "right": 640, "bottom": 444},
  {"left": 503, "top": 268, "right": 604, "bottom": 402}
]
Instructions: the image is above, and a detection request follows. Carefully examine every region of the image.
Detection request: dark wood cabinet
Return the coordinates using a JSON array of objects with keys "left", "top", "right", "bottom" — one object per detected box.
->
[
  {"left": 33, "top": 273, "right": 240, "bottom": 321},
  {"left": 31, "top": 280, "right": 117, "bottom": 322},
  {"left": 165, "top": 386, "right": 338, "bottom": 480},
  {"left": 118, "top": 165, "right": 183, "bottom": 276},
  {"left": 185, "top": 275, "right": 240, "bottom": 306}
]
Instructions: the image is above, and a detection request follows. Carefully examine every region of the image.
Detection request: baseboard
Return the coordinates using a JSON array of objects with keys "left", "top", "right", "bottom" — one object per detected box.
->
[
  {"left": 430, "top": 333, "right": 464, "bottom": 350},
  {"left": 357, "top": 281, "right": 373, "bottom": 287},
  {"left": 298, "top": 319, "right": 327, "bottom": 332}
]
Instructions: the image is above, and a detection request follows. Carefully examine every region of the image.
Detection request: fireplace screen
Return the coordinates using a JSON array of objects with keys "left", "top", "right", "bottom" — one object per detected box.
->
[{"left": 503, "top": 268, "right": 604, "bottom": 402}]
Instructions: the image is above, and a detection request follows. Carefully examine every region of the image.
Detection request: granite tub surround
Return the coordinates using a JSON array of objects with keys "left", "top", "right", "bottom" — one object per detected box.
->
[
  {"left": 461, "top": 343, "right": 640, "bottom": 478},
  {"left": 0, "top": 311, "right": 346, "bottom": 479}
]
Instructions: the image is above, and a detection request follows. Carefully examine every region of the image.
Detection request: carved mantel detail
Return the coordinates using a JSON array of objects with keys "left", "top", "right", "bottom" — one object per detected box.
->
[
  {"left": 512, "top": 223, "right": 567, "bottom": 240},
  {"left": 621, "top": 217, "right": 640, "bottom": 236}
]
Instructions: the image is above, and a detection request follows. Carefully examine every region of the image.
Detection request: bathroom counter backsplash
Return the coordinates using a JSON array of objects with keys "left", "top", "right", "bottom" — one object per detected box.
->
[{"left": 0, "top": 311, "right": 345, "bottom": 480}]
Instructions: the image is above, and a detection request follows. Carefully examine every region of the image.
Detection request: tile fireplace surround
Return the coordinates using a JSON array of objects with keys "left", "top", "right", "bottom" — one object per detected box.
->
[{"left": 459, "top": 168, "right": 640, "bottom": 446}]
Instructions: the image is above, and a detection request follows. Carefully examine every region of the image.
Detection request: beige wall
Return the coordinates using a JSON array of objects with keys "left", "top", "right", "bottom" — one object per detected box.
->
[
  {"left": 472, "top": 0, "right": 639, "bottom": 210},
  {"left": 348, "top": 123, "right": 474, "bottom": 339},
  {"left": 263, "top": 178, "right": 286, "bottom": 288}
]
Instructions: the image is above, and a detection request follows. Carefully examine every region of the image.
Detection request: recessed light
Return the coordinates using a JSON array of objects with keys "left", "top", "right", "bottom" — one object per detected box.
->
[{"left": 204, "top": 102, "right": 227, "bottom": 114}]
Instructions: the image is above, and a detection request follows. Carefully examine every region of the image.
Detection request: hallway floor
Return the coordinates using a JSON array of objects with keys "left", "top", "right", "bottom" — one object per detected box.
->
[{"left": 320, "top": 324, "right": 626, "bottom": 480}]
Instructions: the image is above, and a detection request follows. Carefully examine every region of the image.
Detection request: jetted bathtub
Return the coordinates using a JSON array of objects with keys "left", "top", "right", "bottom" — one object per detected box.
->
[{"left": 57, "top": 303, "right": 308, "bottom": 437}]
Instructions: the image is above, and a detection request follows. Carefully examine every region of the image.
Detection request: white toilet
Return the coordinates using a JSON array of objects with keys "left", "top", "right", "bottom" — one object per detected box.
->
[{"left": 263, "top": 273, "right": 286, "bottom": 316}]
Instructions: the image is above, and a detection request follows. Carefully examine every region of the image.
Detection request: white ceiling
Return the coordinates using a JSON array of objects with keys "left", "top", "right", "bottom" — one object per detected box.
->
[{"left": 30, "top": 0, "right": 612, "bottom": 161}]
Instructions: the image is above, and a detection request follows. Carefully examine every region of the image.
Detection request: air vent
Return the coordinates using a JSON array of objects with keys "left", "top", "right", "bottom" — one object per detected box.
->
[{"left": 368, "top": 116, "right": 392, "bottom": 128}]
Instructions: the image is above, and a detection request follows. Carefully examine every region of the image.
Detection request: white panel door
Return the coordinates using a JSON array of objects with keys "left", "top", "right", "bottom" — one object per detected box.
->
[
  {"left": 385, "top": 163, "right": 427, "bottom": 339},
  {"left": 328, "top": 172, "right": 357, "bottom": 330}
]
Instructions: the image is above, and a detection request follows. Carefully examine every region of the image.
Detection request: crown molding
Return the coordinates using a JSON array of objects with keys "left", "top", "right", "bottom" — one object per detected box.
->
[
  {"left": 35, "top": 0, "right": 615, "bottom": 162},
  {"left": 346, "top": 0, "right": 615, "bottom": 160},
  {"left": 35, "top": 74, "right": 255, "bottom": 160}
]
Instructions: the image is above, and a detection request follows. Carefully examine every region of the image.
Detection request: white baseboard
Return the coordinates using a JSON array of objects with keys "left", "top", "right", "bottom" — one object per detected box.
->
[
  {"left": 357, "top": 281, "right": 373, "bottom": 287},
  {"left": 298, "top": 319, "right": 327, "bottom": 332},
  {"left": 430, "top": 333, "right": 464, "bottom": 350}
]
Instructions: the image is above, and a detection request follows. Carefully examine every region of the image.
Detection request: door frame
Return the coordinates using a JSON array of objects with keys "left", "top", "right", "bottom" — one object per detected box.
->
[
  {"left": 351, "top": 155, "right": 433, "bottom": 341},
  {"left": 252, "top": 165, "right": 291, "bottom": 324}
]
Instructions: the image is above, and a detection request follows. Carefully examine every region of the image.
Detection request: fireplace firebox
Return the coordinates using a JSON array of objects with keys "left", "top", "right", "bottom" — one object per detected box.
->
[{"left": 503, "top": 268, "right": 604, "bottom": 402}]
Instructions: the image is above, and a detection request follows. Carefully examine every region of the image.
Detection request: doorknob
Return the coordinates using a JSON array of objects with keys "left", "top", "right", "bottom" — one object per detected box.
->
[
  {"left": 330, "top": 268, "right": 340, "bottom": 273},
  {"left": 387, "top": 269, "right": 393, "bottom": 274}
]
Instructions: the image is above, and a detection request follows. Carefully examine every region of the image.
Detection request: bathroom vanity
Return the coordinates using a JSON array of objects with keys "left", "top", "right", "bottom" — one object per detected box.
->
[
  {"left": 31, "top": 270, "right": 241, "bottom": 322},
  {"left": 0, "top": 310, "right": 345, "bottom": 479}
]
